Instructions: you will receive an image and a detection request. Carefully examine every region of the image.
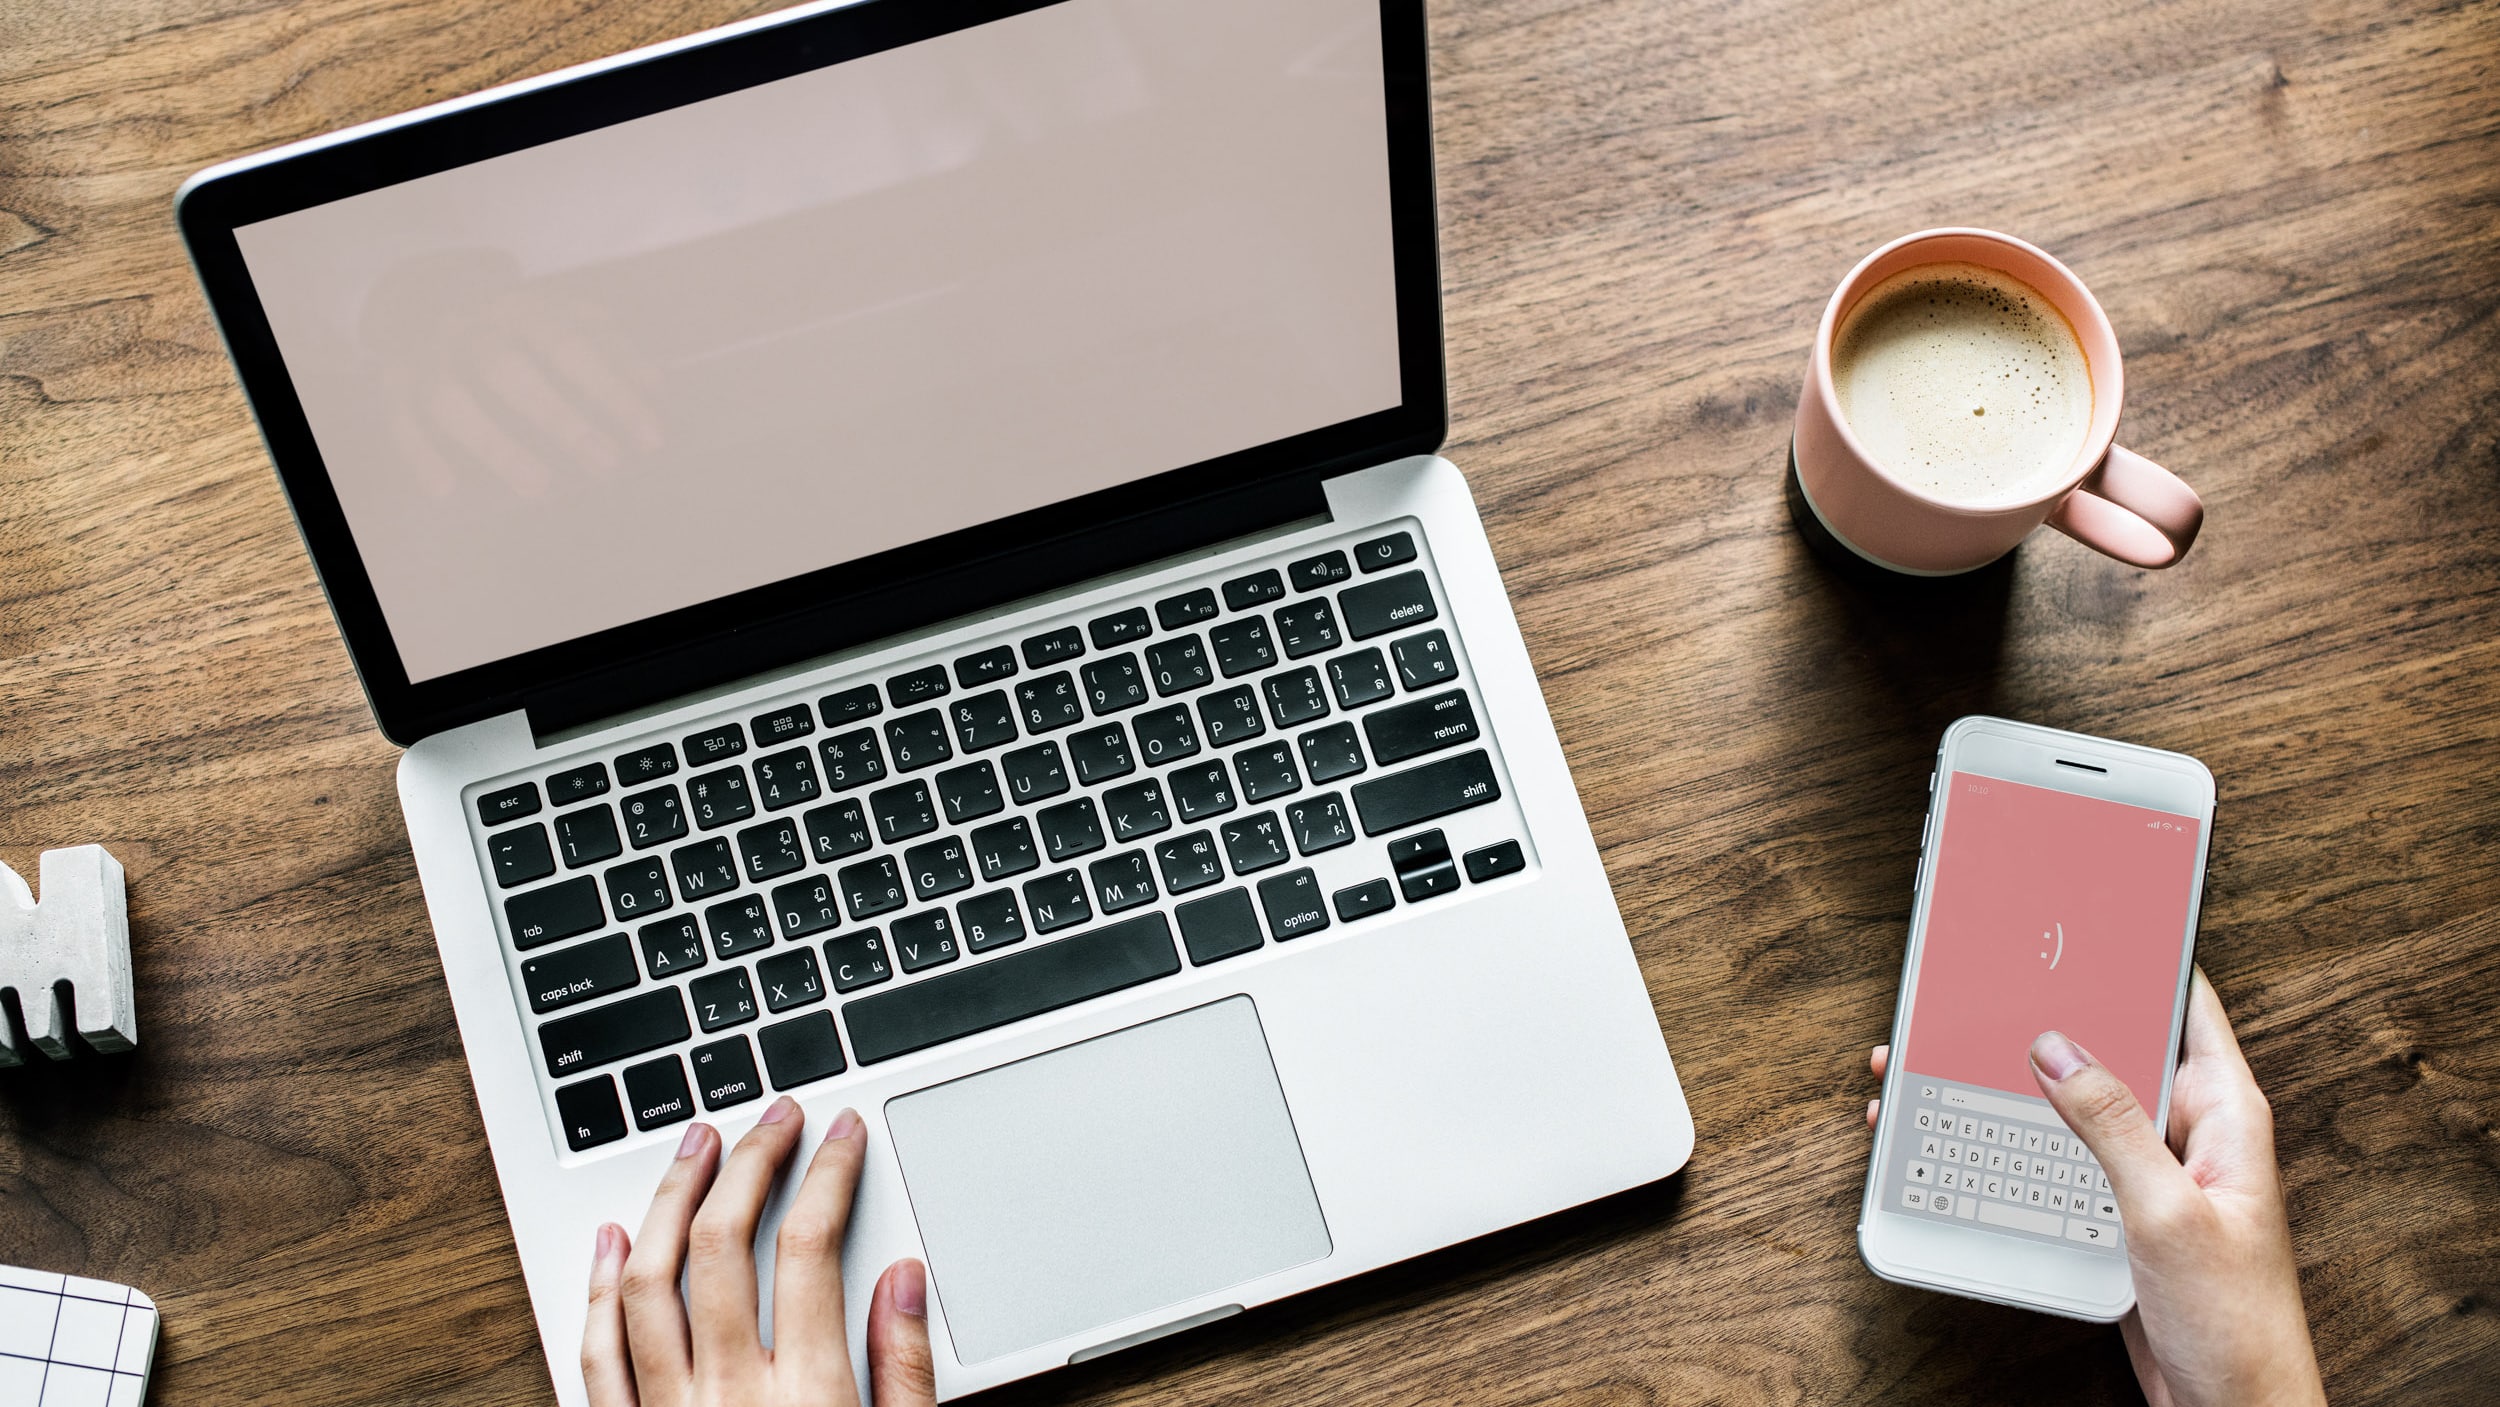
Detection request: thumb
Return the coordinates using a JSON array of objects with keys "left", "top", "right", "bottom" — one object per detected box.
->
[
  {"left": 868, "top": 1259, "right": 939, "bottom": 1407},
  {"left": 2029, "top": 1030, "right": 2191, "bottom": 1209}
]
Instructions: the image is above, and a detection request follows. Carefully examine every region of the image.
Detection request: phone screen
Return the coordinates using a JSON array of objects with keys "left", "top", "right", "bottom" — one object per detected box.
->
[{"left": 1881, "top": 770, "right": 2203, "bottom": 1254}]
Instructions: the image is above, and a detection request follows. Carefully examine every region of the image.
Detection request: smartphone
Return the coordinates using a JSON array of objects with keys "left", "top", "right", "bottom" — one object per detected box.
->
[{"left": 1859, "top": 715, "right": 2214, "bottom": 1320}]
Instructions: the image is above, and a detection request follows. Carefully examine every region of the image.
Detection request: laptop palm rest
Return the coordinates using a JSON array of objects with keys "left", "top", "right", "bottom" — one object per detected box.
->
[{"left": 884, "top": 995, "right": 1331, "bottom": 1365}]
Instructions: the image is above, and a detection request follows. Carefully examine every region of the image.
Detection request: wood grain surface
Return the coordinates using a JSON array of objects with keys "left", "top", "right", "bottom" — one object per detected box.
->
[{"left": 3, "top": 0, "right": 2495, "bottom": 1402}]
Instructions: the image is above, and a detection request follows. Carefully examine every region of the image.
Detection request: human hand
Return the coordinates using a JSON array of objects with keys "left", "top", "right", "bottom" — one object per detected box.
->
[
  {"left": 582, "top": 1096, "right": 935, "bottom": 1406},
  {"left": 1867, "top": 970, "right": 2326, "bottom": 1406}
]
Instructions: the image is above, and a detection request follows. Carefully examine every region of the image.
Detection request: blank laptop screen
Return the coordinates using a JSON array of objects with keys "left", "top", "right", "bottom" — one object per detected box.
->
[{"left": 233, "top": 0, "right": 1400, "bottom": 682}]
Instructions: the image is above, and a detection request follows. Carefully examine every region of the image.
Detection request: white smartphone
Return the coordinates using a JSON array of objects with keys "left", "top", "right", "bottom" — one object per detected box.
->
[{"left": 1859, "top": 715, "right": 2215, "bottom": 1320}]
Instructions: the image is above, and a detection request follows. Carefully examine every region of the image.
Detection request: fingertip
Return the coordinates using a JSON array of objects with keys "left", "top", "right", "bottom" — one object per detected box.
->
[
  {"left": 826, "top": 1106, "right": 861, "bottom": 1143},
  {"left": 759, "top": 1094, "right": 799, "bottom": 1126},
  {"left": 1866, "top": 1098, "right": 1880, "bottom": 1129},
  {"left": 1870, "top": 1044, "right": 1889, "bottom": 1077},
  {"left": 894, "top": 1258, "right": 927, "bottom": 1318},
  {"left": 2030, "top": 1030, "right": 2089, "bottom": 1082}
]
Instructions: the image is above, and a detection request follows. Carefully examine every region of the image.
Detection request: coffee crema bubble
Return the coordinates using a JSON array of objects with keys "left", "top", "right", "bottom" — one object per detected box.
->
[{"left": 1831, "top": 262, "right": 2093, "bottom": 505}]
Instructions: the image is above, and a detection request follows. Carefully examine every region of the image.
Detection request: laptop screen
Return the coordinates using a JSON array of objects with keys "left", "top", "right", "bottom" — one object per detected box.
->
[{"left": 229, "top": 0, "right": 1401, "bottom": 684}]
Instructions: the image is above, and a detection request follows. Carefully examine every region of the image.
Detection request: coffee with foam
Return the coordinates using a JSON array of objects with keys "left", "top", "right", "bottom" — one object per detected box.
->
[{"left": 1831, "top": 262, "right": 2093, "bottom": 505}]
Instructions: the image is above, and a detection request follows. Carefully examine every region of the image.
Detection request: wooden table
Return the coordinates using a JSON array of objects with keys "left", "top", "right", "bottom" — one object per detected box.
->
[{"left": 4, "top": 0, "right": 2494, "bottom": 1402}]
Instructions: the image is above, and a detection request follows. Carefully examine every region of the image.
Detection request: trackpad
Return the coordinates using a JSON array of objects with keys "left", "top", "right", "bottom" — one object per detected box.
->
[{"left": 884, "top": 995, "right": 1331, "bottom": 1364}]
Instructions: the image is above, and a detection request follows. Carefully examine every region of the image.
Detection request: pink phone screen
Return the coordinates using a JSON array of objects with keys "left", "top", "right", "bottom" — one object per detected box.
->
[{"left": 1904, "top": 772, "right": 2202, "bottom": 1111}]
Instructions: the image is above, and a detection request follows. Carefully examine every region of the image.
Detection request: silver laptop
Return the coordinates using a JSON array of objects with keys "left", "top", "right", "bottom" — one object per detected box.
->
[{"left": 176, "top": 0, "right": 1694, "bottom": 1398}]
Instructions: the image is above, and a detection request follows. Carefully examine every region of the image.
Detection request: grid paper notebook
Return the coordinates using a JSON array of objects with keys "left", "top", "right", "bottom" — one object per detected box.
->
[{"left": 0, "top": 1265, "right": 156, "bottom": 1407}]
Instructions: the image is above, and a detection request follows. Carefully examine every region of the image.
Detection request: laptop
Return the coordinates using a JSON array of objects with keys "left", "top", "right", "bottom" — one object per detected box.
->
[{"left": 176, "top": 0, "right": 1694, "bottom": 1397}]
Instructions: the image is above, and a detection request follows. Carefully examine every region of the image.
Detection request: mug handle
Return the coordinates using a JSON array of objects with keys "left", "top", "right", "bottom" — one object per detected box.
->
[{"left": 2044, "top": 445, "right": 2204, "bottom": 569}]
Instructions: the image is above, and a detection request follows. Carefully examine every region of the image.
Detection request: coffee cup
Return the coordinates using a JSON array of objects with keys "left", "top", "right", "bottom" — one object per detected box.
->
[{"left": 1787, "top": 228, "right": 2201, "bottom": 575}]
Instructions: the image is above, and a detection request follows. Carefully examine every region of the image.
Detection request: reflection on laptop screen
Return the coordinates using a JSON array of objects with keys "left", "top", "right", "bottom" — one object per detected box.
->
[{"left": 233, "top": 0, "right": 1401, "bottom": 682}]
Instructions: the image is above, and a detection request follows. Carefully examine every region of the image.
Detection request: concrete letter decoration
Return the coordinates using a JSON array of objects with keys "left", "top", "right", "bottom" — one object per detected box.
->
[{"left": 0, "top": 845, "right": 136, "bottom": 1064}]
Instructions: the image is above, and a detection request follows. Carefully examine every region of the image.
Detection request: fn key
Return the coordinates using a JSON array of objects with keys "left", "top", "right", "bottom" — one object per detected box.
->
[{"left": 555, "top": 1076, "right": 627, "bottom": 1151}]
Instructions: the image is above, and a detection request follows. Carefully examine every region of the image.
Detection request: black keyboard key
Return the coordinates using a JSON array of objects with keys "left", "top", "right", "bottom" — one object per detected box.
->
[
  {"left": 970, "top": 817, "right": 1040, "bottom": 881},
  {"left": 507, "top": 875, "right": 603, "bottom": 950},
  {"left": 1209, "top": 618, "right": 1275, "bottom": 678},
  {"left": 771, "top": 874, "right": 844, "bottom": 939},
  {"left": 1288, "top": 550, "right": 1352, "bottom": 592},
  {"left": 752, "top": 747, "right": 820, "bottom": 811},
  {"left": 623, "top": 1056, "right": 695, "bottom": 1131},
  {"left": 1176, "top": 887, "right": 1264, "bottom": 965},
  {"left": 893, "top": 909, "right": 961, "bottom": 972},
  {"left": 616, "top": 743, "right": 679, "bottom": 784},
  {"left": 757, "top": 949, "right": 826, "bottom": 1012},
  {"left": 819, "top": 729, "right": 888, "bottom": 791},
  {"left": 1390, "top": 828, "right": 1460, "bottom": 903},
  {"left": 1144, "top": 635, "right": 1211, "bottom": 697},
  {"left": 803, "top": 798, "right": 872, "bottom": 863},
  {"left": 884, "top": 709, "right": 953, "bottom": 773},
  {"left": 1198, "top": 685, "right": 1265, "bottom": 747},
  {"left": 1392, "top": 629, "right": 1458, "bottom": 690},
  {"left": 1156, "top": 588, "right": 1218, "bottom": 629},
  {"left": 958, "top": 890, "right": 1025, "bottom": 953},
  {"left": 1365, "top": 689, "right": 1481, "bottom": 765},
  {"left": 949, "top": 690, "right": 1017, "bottom": 753},
  {"left": 820, "top": 684, "right": 883, "bottom": 726},
  {"left": 843, "top": 911, "right": 1179, "bottom": 1066},
  {"left": 691, "top": 1036, "right": 763, "bottom": 1110},
  {"left": 1220, "top": 811, "right": 1289, "bottom": 874},
  {"left": 752, "top": 703, "right": 814, "bottom": 745},
  {"left": 954, "top": 645, "right": 1019, "bottom": 687},
  {"left": 1263, "top": 667, "right": 1330, "bottom": 728},
  {"left": 1354, "top": 750, "right": 1501, "bottom": 835},
  {"left": 1167, "top": 761, "right": 1237, "bottom": 823},
  {"left": 1155, "top": 830, "right": 1226, "bottom": 894},
  {"left": 1067, "top": 722, "right": 1134, "bottom": 785},
  {"left": 1037, "top": 797, "right": 1107, "bottom": 861},
  {"left": 869, "top": 780, "right": 938, "bottom": 843},
  {"left": 1328, "top": 648, "right": 1395, "bottom": 709},
  {"left": 839, "top": 856, "right": 907, "bottom": 921},
  {"left": 604, "top": 858, "right": 672, "bottom": 921},
  {"left": 548, "top": 763, "right": 610, "bottom": 806},
  {"left": 823, "top": 930, "right": 893, "bottom": 992},
  {"left": 1258, "top": 868, "right": 1329, "bottom": 940},
  {"left": 1081, "top": 653, "right": 1148, "bottom": 715},
  {"left": 556, "top": 1076, "right": 627, "bottom": 1151},
  {"left": 670, "top": 837, "right": 739, "bottom": 901},
  {"left": 737, "top": 818, "right": 806, "bottom": 883},
  {"left": 1333, "top": 878, "right": 1396, "bottom": 922},
  {"left": 1022, "top": 626, "right": 1085, "bottom": 667},
  {"left": 478, "top": 782, "right": 540, "bottom": 827},
  {"left": 1298, "top": 722, "right": 1367, "bottom": 784},
  {"left": 1015, "top": 671, "right": 1085, "bottom": 733},
  {"left": 887, "top": 664, "right": 950, "bottom": 707},
  {"left": 1131, "top": 704, "right": 1201, "bottom": 767},
  {"left": 621, "top": 786, "right": 688, "bottom": 848},
  {"left": 1088, "top": 850, "right": 1158, "bottom": 913},
  {"left": 637, "top": 916, "right": 705, "bottom": 978},
  {"left": 1466, "top": 840, "right": 1528, "bottom": 883},
  {"left": 1103, "top": 778, "right": 1171, "bottom": 842},
  {"left": 556, "top": 805, "right": 623, "bottom": 868},
  {"left": 1340, "top": 570, "right": 1438, "bottom": 640},
  {"left": 1286, "top": 793, "right": 1355, "bottom": 855},
  {"left": 686, "top": 767, "right": 754, "bottom": 830},
  {"left": 1233, "top": 741, "right": 1302, "bottom": 803},
  {"left": 1274, "top": 599, "right": 1341, "bottom": 659},
  {"left": 540, "top": 988, "right": 689, "bottom": 1077},
  {"left": 1223, "top": 570, "right": 1285, "bottom": 611},
  {"left": 934, "top": 760, "right": 1005, "bottom": 825},
  {"left": 1000, "top": 741, "right": 1070, "bottom": 803},
  {"left": 705, "top": 895, "right": 775, "bottom": 958},
  {"left": 489, "top": 824, "right": 556, "bottom": 888},
  {"left": 1355, "top": 530, "right": 1417, "bottom": 573},
  {"left": 757, "top": 1011, "right": 846, "bottom": 1090},
  {"left": 904, "top": 836, "right": 975, "bottom": 901},
  {"left": 522, "top": 933, "right": 640, "bottom": 1014},
  {"left": 1023, "top": 869, "right": 1093, "bottom": 933},
  {"left": 1089, "top": 607, "right": 1152, "bottom": 648},
  {"left": 686, "top": 723, "right": 746, "bottom": 763},
  {"left": 690, "top": 968, "right": 759, "bottom": 1031}
]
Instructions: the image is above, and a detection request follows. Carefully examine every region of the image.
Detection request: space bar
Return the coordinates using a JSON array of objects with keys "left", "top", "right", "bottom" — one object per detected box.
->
[
  {"left": 1976, "top": 1201, "right": 2065, "bottom": 1236},
  {"left": 842, "top": 913, "right": 1181, "bottom": 1065}
]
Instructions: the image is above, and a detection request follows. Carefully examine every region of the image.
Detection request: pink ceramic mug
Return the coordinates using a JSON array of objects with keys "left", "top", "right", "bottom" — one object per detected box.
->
[{"left": 1789, "top": 228, "right": 2202, "bottom": 575}]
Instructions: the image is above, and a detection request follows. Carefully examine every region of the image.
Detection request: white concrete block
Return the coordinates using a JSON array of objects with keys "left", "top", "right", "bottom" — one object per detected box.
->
[{"left": 0, "top": 845, "right": 136, "bottom": 1063}]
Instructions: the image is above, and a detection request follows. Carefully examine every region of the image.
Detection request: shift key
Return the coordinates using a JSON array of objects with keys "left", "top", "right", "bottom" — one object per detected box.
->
[
  {"left": 1351, "top": 749, "right": 1500, "bottom": 835},
  {"left": 540, "top": 988, "right": 690, "bottom": 1077}
]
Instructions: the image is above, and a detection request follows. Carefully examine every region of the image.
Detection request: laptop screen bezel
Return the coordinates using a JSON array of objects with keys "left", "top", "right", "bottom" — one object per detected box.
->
[{"left": 177, "top": 0, "right": 1444, "bottom": 747}]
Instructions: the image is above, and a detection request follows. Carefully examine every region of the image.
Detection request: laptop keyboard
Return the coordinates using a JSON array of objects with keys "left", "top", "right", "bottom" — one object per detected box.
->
[{"left": 471, "top": 524, "right": 1533, "bottom": 1155}]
